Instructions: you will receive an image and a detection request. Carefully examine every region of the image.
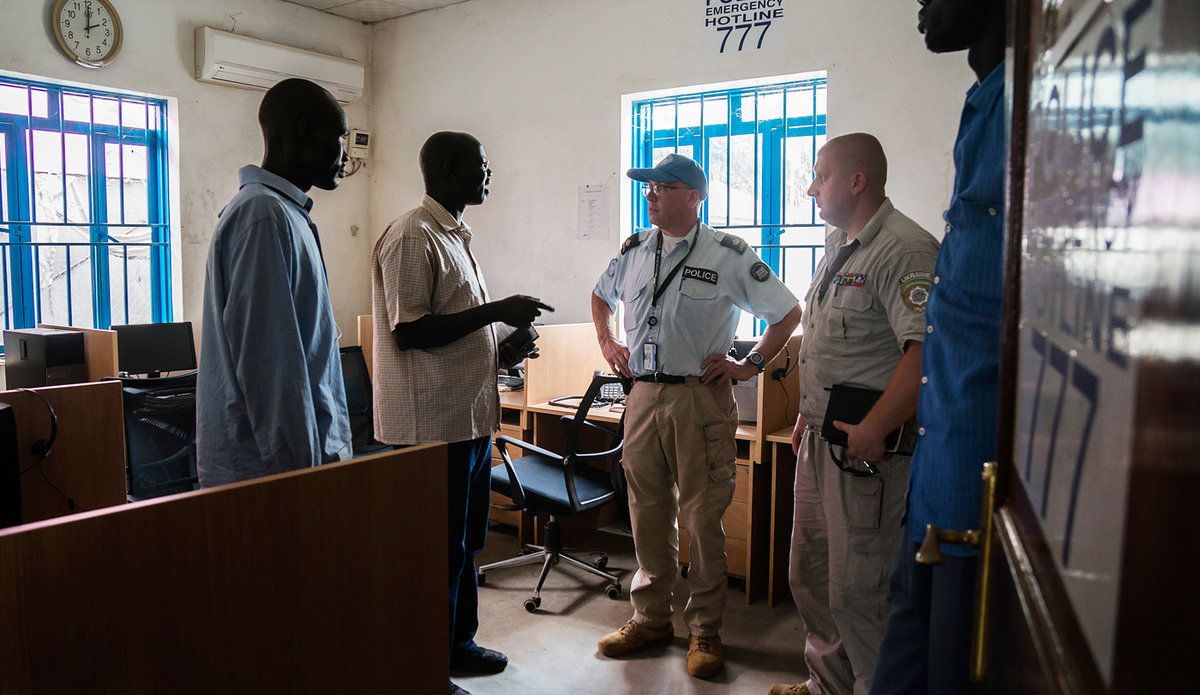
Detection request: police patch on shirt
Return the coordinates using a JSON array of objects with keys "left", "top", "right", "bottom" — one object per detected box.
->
[
  {"left": 606, "top": 258, "right": 617, "bottom": 277},
  {"left": 682, "top": 266, "right": 719, "bottom": 285},
  {"left": 750, "top": 261, "right": 771, "bottom": 282},
  {"left": 834, "top": 273, "right": 867, "bottom": 287},
  {"left": 900, "top": 271, "right": 933, "bottom": 313}
]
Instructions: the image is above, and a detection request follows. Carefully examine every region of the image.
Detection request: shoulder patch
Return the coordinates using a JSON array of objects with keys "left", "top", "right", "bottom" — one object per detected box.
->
[
  {"left": 718, "top": 232, "right": 748, "bottom": 254},
  {"left": 899, "top": 271, "right": 933, "bottom": 313},
  {"left": 750, "top": 261, "right": 772, "bottom": 282},
  {"left": 620, "top": 230, "right": 647, "bottom": 255}
]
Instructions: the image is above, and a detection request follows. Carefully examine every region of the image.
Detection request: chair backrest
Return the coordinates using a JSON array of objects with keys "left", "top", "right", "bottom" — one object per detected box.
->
[
  {"left": 560, "top": 373, "right": 625, "bottom": 511},
  {"left": 117, "top": 371, "right": 198, "bottom": 500},
  {"left": 339, "top": 346, "right": 374, "bottom": 449}
]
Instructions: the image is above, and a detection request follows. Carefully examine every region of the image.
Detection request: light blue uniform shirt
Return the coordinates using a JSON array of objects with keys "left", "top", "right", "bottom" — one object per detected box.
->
[
  {"left": 594, "top": 222, "right": 798, "bottom": 376},
  {"left": 197, "top": 165, "right": 352, "bottom": 487}
]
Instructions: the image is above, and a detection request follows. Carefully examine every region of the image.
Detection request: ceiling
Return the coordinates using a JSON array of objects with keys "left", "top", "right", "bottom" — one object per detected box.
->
[{"left": 282, "top": 0, "right": 471, "bottom": 24}]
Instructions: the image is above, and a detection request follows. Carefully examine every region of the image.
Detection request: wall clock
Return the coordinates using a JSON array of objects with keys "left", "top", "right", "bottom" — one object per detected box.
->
[{"left": 52, "top": 0, "right": 123, "bottom": 68}]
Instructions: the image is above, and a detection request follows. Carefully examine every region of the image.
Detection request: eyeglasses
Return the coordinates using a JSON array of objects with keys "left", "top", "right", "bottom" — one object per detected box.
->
[{"left": 641, "top": 183, "right": 689, "bottom": 196}]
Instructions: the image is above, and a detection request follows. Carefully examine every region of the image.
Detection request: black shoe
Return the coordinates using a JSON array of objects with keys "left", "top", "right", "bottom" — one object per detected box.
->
[
  {"left": 449, "top": 678, "right": 471, "bottom": 695},
  {"left": 450, "top": 644, "right": 508, "bottom": 674}
]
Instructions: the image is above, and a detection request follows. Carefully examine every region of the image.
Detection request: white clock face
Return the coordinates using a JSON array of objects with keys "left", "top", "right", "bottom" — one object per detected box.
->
[{"left": 55, "top": 0, "right": 121, "bottom": 67}]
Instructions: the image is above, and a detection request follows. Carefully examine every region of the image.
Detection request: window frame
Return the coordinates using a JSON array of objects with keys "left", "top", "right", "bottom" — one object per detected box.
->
[{"left": 0, "top": 74, "right": 173, "bottom": 349}]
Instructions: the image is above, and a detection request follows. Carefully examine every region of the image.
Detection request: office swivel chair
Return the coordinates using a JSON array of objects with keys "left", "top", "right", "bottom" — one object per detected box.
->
[
  {"left": 339, "top": 346, "right": 391, "bottom": 457},
  {"left": 117, "top": 371, "right": 199, "bottom": 500},
  {"left": 477, "top": 373, "right": 625, "bottom": 612}
]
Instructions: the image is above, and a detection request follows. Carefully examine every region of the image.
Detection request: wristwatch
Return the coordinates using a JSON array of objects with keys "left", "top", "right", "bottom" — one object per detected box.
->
[{"left": 747, "top": 351, "right": 765, "bottom": 373}]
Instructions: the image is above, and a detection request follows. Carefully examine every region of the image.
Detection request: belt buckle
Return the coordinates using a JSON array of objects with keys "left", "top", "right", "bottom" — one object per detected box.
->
[{"left": 653, "top": 372, "right": 667, "bottom": 384}]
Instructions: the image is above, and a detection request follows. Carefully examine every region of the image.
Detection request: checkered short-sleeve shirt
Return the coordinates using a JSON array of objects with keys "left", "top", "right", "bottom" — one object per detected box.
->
[{"left": 370, "top": 195, "right": 499, "bottom": 445}]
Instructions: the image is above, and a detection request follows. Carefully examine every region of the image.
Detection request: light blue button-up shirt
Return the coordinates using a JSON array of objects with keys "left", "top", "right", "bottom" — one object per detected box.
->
[
  {"left": 594, "top": 222, "right": 798, "bottom": 376},
  {"left": 197, "top": 165, "right": 352, "bottom": 487}
]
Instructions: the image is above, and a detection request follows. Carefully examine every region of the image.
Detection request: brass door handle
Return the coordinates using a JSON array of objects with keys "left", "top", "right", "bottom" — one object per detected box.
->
[{"left": 911, "top": 461, "right": 998, "bottom": 682}]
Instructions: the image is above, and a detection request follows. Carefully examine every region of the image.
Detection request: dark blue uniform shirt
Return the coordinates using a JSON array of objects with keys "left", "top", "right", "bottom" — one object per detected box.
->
[{"left": 907, "top": 62, "right": 1007, "bottom": 556}]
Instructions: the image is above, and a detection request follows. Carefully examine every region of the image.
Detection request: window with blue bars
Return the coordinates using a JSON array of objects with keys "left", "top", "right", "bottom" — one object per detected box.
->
[
  {"left": 0, "top": 75, "right": 172, "bottom": 352},
  {"left": 630, "top": 76, "right": 828, "bottom": 336}
]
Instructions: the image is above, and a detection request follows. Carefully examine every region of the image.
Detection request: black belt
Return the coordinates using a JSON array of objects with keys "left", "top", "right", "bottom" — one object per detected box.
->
[{"left": 634, "top": 373, "right": 687, "bottom": 384}]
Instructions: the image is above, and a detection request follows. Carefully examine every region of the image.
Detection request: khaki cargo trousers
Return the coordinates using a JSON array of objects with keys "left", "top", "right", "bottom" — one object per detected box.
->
[{"left": 622, "top": 378, "right": 738, "bottom": 637}]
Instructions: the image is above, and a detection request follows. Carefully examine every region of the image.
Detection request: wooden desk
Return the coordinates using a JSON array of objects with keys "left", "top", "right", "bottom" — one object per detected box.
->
[
  {"left": 0, "top": 444, "right": 449, "bottom": 694},
  {"left": 766, "top": 426, "right": 797, "bottom": 606},
  {"left": 1, "top": 381, "right": 126, "bottom": 523}
]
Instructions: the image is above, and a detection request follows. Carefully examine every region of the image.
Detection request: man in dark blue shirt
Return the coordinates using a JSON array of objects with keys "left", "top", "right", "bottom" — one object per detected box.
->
[{"left": 868, "top": 2, "right": 1006, "bottom": 694}]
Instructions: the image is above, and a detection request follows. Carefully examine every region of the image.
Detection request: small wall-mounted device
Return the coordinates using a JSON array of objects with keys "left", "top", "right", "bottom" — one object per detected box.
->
[{"left": 348, "top": 129, "right": 370, "bottom": 159}]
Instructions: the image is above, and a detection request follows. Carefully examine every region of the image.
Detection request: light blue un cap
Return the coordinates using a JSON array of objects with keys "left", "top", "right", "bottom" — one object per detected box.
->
[{"left": 627, "top": 153, "right": 708, "bottom": 200}]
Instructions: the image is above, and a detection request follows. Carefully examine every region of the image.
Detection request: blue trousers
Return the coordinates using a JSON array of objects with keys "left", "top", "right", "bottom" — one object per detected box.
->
[
  {"left": 446, "top": 436, "right": 493, "bottom": 654},
  {"left": 869, "top": 537, "right": 979, "bottom": 695}
]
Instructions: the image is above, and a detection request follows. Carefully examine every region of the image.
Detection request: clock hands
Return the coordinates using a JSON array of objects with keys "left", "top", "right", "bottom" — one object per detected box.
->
[{"left": 82, "top": 3, "right": 100, "bottom": 37}]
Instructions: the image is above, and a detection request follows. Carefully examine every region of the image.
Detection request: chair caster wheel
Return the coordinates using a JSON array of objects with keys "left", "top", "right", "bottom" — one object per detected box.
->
[
  {"left": 680, "top": 565, "right": 689, "bottom": 579},
  {"left": 524, "top": 597, "right": 541, "bottom": 612},
  {"left": 606, "top": 583, "right": 621, "bottom": 599},
  {"left": 476, "top": 572, "right": 486, "bottom": 586},
  {"left": 592, "top": 555, "right": 608, "bottom": 571}
]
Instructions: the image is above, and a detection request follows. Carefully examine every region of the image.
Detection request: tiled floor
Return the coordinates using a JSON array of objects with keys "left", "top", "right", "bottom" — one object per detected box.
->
[{"left": 459, "top": 523, "right": 809, "bottom": 695}]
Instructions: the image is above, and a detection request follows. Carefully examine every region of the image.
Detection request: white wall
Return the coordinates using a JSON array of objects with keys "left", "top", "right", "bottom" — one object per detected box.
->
[
  {"left": 0, "top": 0, "right": 372, "bottom": 342},
  {"left": 368, "top": 0, "right": 974, "bottom": 324}
]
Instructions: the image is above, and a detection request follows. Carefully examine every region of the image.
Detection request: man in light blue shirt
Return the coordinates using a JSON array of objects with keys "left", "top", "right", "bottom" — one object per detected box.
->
[
  {"left": 197, "top": 79, "right": 353, "bottom": 487},
  {"left": 593, "top": 154, "right": 802, "bottom": 678}
]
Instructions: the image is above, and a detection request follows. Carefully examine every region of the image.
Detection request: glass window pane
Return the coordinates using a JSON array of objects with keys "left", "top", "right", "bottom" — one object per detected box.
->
[
  {"left": 63, "top": 93, "right": 91, "bottom": 123},
  {"left": 758, "top": 89, "right": 783, "bottom": 121},
  {"left": 707, "top": 136, "right": 730, "bottom": 227},
  {"left": 728, "top": 133, "right": 758, "bottom": 226},
  {"left": 703, "top": 96, "right": 729, "bottom": 126},
  {"left": 93, "top": 97, "right": 119, "bottom": 126},
  {"left": 786, "top": 85, "right": 816, "bottom": 120},
  {"left": 64, "top": 132, "right": 88, "bottom": 176},
  {"left": 677, "top": 99, "right": 702, "bottom": 129},
  {"left": 107, "top": 237, "right": 152, "bottom": 324},
  {"left": 0, "top": 134, "right": 9, "bottom": 223},
  {"left": 30, "top": 90, "right": 48, "bottom": 119},
  {"left": 783, "top": 134, "right": 818, "bottom": 226},
  {"left": 120, "top": 100, "right": 148, "bottom": 130},
  {"left": 0, "top": 85, "right": 28, "bottom": 117}
]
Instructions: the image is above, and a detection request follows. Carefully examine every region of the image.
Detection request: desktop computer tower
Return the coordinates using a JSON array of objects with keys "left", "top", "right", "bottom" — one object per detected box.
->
[
  {"left": 3, "top": 328, "right": 87, "bottom": 388},
  {"left": 0, "top": 403, "right": 19, "bottom": 528}
]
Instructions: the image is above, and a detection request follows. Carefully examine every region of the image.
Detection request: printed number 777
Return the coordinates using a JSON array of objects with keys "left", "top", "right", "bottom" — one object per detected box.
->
[{"left": 718, "top": 21, "right": 771, "bottom": 53}]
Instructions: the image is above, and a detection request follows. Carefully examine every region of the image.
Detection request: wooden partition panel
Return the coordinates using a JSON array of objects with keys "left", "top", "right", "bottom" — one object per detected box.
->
[
  {"left": 1, "top": 381, "right": 126, "bottom": 523},
  {"left": 356, "top": 313, "right": 374, "bottom": 379},
  {"left": 39, "top": 323, "right": 119, "bottom": 381},
  {"left": 524, "top": 322, "right": 608, "bottom": 404},
  {"left": 0, "top": 444, "right": 449, "bottom": 694}
]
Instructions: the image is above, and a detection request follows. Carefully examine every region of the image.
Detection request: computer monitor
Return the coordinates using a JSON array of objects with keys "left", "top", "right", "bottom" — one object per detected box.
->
[{"left": 113, "top": 322, "right": 197, "bottom": 378}]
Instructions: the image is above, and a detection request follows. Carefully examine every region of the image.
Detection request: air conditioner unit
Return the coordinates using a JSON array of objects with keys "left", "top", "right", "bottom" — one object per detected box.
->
[{"left": 195, "top": 26, "right": 364, "bottom": 103}]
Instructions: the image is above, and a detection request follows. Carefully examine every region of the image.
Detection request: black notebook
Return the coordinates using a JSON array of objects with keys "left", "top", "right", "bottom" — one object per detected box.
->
[{"left": 819, "top": 384, "right": 905, "bottom": 453}]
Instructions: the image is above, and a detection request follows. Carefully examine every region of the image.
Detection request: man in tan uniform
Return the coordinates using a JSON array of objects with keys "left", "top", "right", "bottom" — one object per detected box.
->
[{"left": 769, "top": 134, "right": 938, "bottom": 695}]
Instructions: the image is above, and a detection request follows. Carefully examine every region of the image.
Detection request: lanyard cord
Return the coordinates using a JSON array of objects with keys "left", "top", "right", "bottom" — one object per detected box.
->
[{"left": 651, "top": 230, "right": 698, "bottom": 308}]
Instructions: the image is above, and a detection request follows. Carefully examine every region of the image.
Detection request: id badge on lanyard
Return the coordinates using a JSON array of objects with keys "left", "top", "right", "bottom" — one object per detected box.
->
[{"left": 643, "top": 341, "right": 657, "bottom": 371}]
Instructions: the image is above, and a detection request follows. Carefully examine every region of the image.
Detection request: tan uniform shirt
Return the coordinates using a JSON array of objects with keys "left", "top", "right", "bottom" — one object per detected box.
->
[
  {"left": 371, "top": 195, "right": 499, "bottom": 445},
  {"left": 797, "top": 198, "right": 939, "bottom": 429}
]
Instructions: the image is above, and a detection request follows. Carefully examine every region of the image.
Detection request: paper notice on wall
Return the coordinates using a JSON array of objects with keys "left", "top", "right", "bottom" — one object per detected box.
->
[{"left": 577, "top": 184, "right": 609, "bottom": 240}]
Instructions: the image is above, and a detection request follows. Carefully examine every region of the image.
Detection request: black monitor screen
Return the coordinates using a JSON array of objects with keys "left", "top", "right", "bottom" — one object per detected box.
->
[{"left": 114, "top": 322, "right": 197, "bottom": 377}]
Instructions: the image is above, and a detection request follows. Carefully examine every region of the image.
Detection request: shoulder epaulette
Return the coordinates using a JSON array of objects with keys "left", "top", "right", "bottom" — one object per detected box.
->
[
  {"left": 621, "top": 230, "right": 649, "bottom": 255},
  {"left": 714, "top": 230, "right": 748, "bottom": 254}
]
